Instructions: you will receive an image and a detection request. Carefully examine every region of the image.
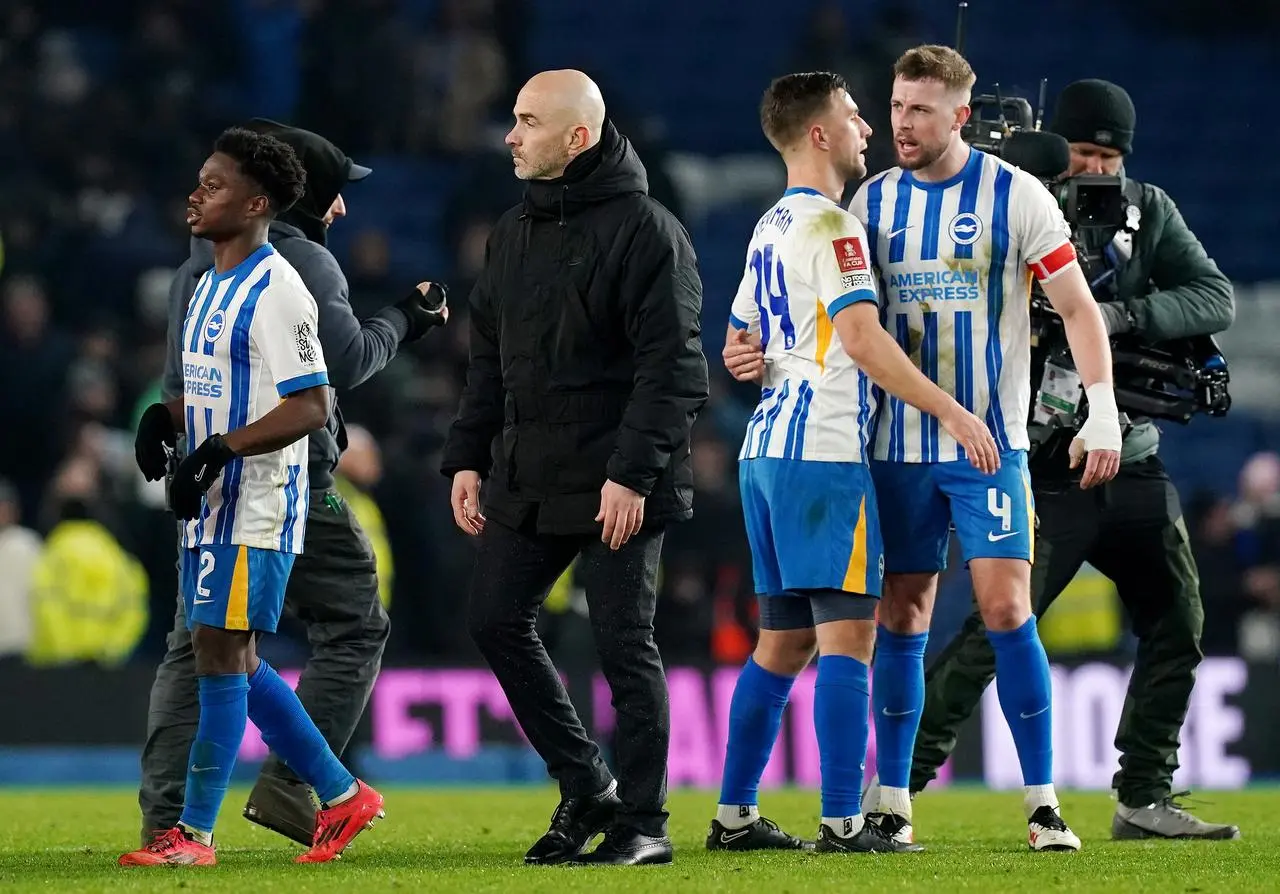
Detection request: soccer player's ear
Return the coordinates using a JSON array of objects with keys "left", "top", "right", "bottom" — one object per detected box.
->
[
  {"left": 247, "top": 194, "right": 271, "bottom": 219},
  {"left": 805, "top": 123, "right": 822, "bottom": 152}
]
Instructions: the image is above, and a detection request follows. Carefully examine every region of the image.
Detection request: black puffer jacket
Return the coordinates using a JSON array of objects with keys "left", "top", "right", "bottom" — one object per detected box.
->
[{"left": 441, "top": 119, "right": 708, "bottom": 535}]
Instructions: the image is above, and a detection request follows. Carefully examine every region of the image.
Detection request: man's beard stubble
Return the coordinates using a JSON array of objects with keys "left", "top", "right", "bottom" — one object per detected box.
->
[
  {"left": 897, "top": 139, "right": 946, "bottom": 172},
  {"left": 516, "top": 147, "right": 571, "bottom": 181}
]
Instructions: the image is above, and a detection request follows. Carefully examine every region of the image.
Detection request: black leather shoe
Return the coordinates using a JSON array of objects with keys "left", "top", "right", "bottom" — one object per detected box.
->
[
  {"left": 571, "top": 825, "right": 674, "bottom": 865},
  {"left": 524, "top": 781, "right": 621, "bottom": 865}
]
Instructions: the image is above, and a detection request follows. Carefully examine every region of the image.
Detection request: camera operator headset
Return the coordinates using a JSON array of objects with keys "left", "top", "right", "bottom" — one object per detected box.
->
[{"left": 904, "top": 78, "right": 1240, "bottom": 841}]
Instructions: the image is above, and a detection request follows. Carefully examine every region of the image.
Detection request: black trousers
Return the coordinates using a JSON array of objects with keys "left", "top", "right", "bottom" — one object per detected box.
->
[
  {"left": 467, "top": 516, "right": 669, "bottom": 837},
  {"left": 138, "top": 488, "right": 389, "bottom": 837},
  {"left": 913, "top": 456, "right": 1205, "bottom": 806}
]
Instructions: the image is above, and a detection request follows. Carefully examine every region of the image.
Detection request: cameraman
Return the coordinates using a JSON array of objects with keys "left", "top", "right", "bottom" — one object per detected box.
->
[{"left": 887, "top": 79, "right": 1239, "bottom": 840}]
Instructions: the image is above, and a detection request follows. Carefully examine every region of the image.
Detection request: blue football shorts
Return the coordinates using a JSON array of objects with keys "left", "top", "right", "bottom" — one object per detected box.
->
[
  {"left": 739, "top": 457, "right": 884, "bottom": 598},
  {"left": 871, "top": 449, "right": 1034, "bottom": 573},
  {"left": 180, "top": 543, "right": 294, "bottom": 633}
]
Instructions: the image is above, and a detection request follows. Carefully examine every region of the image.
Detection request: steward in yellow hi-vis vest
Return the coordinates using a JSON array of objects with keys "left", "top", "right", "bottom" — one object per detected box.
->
[{"left": 26, "top": 518, "right": 148, "bottom": 667}]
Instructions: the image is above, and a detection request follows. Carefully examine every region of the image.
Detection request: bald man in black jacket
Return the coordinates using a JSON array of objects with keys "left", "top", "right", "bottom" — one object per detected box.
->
[{"left": 443, "top": 70, "right": 708, "bottom": 867}]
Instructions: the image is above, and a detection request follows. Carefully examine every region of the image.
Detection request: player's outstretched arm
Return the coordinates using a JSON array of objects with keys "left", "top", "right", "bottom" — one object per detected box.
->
[
  {"left": 1039, "top": 266, "right": 1122, "bottom": 488},
  {"left": 832, "top": 302, "right": 1000, "bottom": 474},
  {"left": 293, "top": 244, "right": 442, "bottom": 390},
  {"left": 221, "top": 385, "right": 329, "bottom": 457}
]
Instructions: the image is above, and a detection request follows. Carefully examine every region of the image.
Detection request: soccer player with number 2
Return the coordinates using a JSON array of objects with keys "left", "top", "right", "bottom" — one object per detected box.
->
[
  {"left": 710, "top": 72, "right": 997, "bottom": 855},
  {"left": 122, "top": 128, "right": 384, "bottom": 867}
]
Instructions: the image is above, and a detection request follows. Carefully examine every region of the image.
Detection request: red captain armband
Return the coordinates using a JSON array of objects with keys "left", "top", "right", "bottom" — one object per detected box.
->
[
  {"left": 832, "top": 236, "right": 869, "bottom": 273},
  {"left": 1029, "top": 241, "right": 1077, "bottom": 282}
]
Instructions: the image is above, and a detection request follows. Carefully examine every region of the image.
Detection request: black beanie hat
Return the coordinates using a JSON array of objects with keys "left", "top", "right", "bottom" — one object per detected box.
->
[{"left": 1049, "top": 79, "right": 1136, "bottom": 155}]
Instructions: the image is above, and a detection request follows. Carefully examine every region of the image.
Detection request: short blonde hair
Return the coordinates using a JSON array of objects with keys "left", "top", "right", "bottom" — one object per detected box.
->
[{"left": 893, "top": 45, "right": 976, "bottom": 95}]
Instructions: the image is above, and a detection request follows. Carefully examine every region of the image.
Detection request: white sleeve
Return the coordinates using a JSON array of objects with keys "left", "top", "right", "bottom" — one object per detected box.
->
[
  {"left": 1010, "top": 168, "right": 1077, "bottom": 283},
  {"left": 728, "top": 250, "right": 761, "bottom": 334},
  {"left": 807, "top": 210, "right": 878, "bottom": 319},
  {"left": 250, "top": 278, "right": 329, "bottom": 397}
]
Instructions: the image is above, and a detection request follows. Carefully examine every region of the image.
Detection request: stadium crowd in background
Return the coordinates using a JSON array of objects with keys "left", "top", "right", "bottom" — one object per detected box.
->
[{"left": 0, "top": 0, "right": 1278, "bottom": 681}]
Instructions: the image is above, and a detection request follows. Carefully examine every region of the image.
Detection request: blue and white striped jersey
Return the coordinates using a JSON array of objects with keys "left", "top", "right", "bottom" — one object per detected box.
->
[
  {"left": 730, "top": 187, "right": 880, "bottom": 464},
  {"left": 180, "top": 243, "right": 328, "bottom": 554},
  {"left": 850, "top": 148, "right": 1077, "bottom": 462}
]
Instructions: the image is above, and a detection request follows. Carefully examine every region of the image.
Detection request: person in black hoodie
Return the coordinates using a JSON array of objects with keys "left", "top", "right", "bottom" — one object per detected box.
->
[
  {"left": 441, "top": 70, "right": 708, "bottom": 867},
  {"left": 133, "top": 119, "right": 448, "bottom": 849}
]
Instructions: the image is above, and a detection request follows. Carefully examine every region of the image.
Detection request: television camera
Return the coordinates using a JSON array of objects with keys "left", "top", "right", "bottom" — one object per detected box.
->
[{"left": 951, "top": 1, "right": 1230, "bottom": 440}]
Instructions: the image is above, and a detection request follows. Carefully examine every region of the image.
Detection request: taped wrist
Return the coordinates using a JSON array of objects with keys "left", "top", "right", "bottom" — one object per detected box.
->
[{"left": 1085, "top": 383, "right": 1119, "bottom": 424}]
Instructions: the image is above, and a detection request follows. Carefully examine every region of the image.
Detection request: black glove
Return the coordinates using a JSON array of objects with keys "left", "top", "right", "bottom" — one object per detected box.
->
[
  {"left": 169, "top": 434, "right": 237, "bottom": 520},
  {"left": 135, "top": 402, "right": 177, "bottom": 481},
  {"left": 394, "top": 281, "right": 448, "bottom": 342}
]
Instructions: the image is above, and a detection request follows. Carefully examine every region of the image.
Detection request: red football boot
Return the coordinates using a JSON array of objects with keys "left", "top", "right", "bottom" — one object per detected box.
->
[
  {"left": 118, "top": 827, "right": 216, "bottom": 866},
  {"left": 295, "top": 780, "right": 385, "bottom": 863}
]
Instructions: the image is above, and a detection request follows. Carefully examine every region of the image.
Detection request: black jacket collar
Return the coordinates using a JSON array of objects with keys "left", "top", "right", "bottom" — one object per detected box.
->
[{"left": 522, "top": 119, "right": 648, "bottom": 222}]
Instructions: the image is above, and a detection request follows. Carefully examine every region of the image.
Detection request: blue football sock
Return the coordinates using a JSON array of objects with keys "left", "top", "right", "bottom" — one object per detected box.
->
[
  {"left": 988, "top": 616, "right": 1054, "bottom": 786},
  {"left": 179, "top": 674, "right": 249, "bottom": 835},
  {"left": 718, "top": 658, "right": 796, "bottom": 806},
  {"left": 247, "top": 660, "right": 354, "bottom": 804},
  {"left": 813, "top": 654, "right": 870, "bottom": 818},
  {"left": 872, "top": 627, "right": 928, "bottom": 790}
]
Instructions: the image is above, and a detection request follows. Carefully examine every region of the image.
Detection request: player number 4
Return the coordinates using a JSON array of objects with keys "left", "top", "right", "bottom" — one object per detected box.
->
[{"left": 987, "top": 487, "right": 1012, "bottom": 532}]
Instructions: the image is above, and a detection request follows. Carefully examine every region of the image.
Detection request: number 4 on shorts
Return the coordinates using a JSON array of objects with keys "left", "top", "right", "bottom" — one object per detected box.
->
[{"left": 987, "top": 487, "right": 1012, "bottom": 534}]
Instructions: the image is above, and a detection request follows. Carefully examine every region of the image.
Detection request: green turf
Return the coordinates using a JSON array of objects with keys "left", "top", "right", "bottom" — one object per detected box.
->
[{"left": 0, "top": 787, "right": 1271, "bottom": 893}]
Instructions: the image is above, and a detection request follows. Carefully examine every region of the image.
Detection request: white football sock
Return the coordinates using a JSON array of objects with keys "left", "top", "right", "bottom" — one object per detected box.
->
[
  {"left": 1024, "top": 783, "right": 1059, "bottom": 818},
  {"left": 716, "top": 804, "right": 759, "bottom": 829},
  {"left": 326, "top": 781, "right": 359, "bottom": 807},
  {"left": 178, "top": 823, "right": 212, "bottom": 846},
  {"left": 880, "top": 786, "right": 914, "bottom": 820},
  {"left": 822, "top": 814, "right": 865, "bottom": 838}
]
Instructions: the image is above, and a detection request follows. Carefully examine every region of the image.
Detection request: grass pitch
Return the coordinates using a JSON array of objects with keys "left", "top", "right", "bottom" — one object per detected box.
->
[{"left": 0, "top": 786, "right": 1272, "bottom": 893}]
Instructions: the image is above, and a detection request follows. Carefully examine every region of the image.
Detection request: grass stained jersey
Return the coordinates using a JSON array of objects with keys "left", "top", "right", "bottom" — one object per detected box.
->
[
  {"left": 730, "top": 187, "right": 881, "bottom": 464},
  {"left": 850, "top": 148, "right": 1077, "bottom": 463}
]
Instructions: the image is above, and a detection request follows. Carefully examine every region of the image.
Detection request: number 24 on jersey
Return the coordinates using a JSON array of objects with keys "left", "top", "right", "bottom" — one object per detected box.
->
[{"left": 751, "top": 245, "right": 796, "bottom": 351}]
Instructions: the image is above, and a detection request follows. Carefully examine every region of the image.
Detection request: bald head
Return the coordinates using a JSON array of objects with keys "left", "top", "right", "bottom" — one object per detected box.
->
[{"left": 506, "top": 69, "right": 606, "bottom": 180}]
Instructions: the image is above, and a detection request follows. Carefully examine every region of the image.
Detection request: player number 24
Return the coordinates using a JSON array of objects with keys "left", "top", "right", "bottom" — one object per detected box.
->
[{"left": 751, "top": 244, "right": 796, "bottom": 350}]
